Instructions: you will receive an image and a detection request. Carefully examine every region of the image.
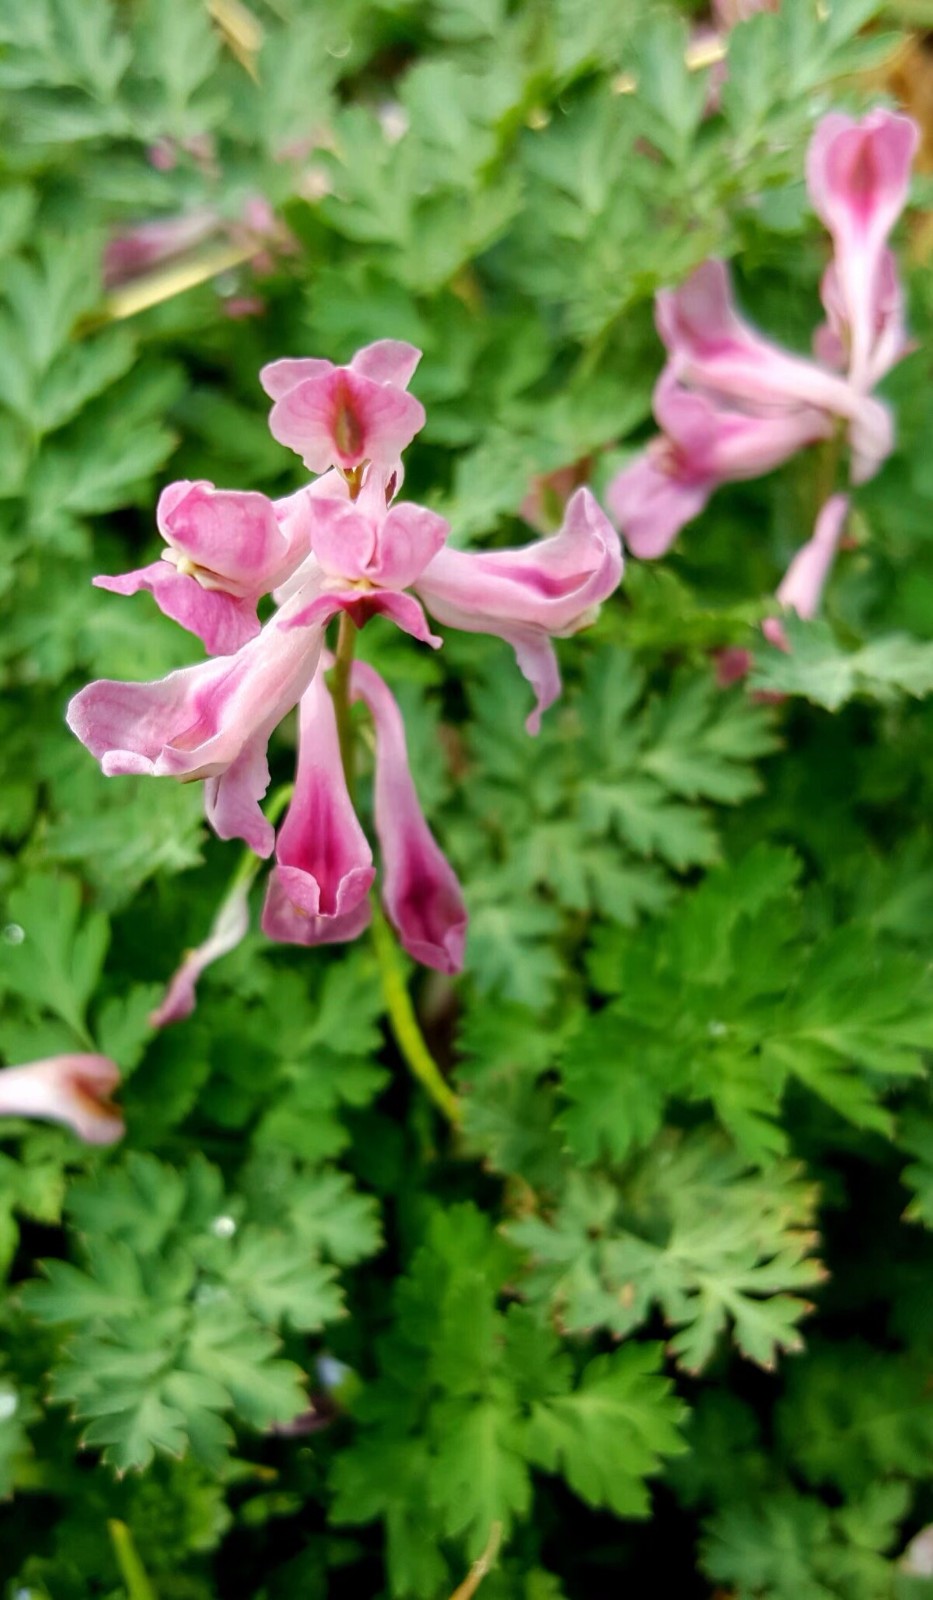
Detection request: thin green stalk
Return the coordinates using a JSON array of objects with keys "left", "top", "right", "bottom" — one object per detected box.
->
[
  {"left": 108, "top": 1520, "right": 158, "bottom": 1600},
  {"left": 370, "top": 903, "right": 461, "bottom": 1125},
  {"left": 227, "top": 781, "right": 295, "bottom": 895}
]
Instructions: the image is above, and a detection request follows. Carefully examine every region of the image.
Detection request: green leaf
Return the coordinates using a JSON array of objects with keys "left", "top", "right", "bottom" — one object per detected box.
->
[{"left": 525, "top": 1346, "right": 686, "bottom": 1517}]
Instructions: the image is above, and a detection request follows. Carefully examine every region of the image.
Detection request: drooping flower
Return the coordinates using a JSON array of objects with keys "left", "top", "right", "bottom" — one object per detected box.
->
[
  {"left": 352, "top": 662, "right": 467, "bottom": 973},
  {"left": 0, "top": 1055, "right": 123, "bottom": 1144},
  {"left": 763, "top": 494, "right": 851, "bottom": 650},
  {"left": 607, "top": 109, "right": 916, "bottom": 561},
  {"left": 261, "top": 669, "right": 375, "bottom": 948}
]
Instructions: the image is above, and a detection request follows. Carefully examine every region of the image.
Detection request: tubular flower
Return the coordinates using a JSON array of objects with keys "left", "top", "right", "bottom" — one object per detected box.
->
[
  {"left": 150, "top": 877, "right": 252, "bottom": 1027},
  {"left": 68, "top": 342, "right": 623, "bottom": 982},
  {"left": 0, "top": 1055, "right": 123, "bottom": 1144},
  {"left": 607, "top": 109, "right": 917, "bottom": 560}
]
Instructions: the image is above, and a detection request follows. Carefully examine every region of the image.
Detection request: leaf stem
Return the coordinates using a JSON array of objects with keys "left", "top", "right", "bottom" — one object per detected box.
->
[
  {"left": 108, "top": 1520, "right": 158, "bottom": 1600},
  {"left": 370, "top": 901, "right": 461, "bottom": 1126},
  {"left": 447, "top": 1522, "right": 503, "bottom": 1600}
]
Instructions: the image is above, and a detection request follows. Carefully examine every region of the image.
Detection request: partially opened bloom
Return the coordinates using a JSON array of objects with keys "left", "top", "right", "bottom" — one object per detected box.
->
[
  {"left": 0, "top": 1055, "right": 123, "bottom": 1144},
  {"left": 607, "top": 109, "right": 916, "bottom": 561},
  {"left": 263, "top": 340, "right": 426, "bottom": 475}
]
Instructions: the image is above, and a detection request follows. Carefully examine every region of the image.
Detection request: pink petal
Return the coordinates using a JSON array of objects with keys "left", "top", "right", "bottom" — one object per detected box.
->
[
  {"left": 94, "top": 564, "right": 260, "bottom": 656},
  {"left": 350, "top": 339, "right": 422, "bottom": 388},
  {"left": 260, "top": 356, "right": 334, "bottom": 401},
  {"left": 775, "top": 493, "right": 849, "bottom": 620},
  {"left": 68, "top": 582, "right": 326, "bottom": 796},
  {"left": 261, "top": 875, "right": 373, "bottom": 947},
  {"left": 806, "top": 110, "right": 918, "bottom": 391},
  {"left": 268, "top": 367, "right": 426, "bottom": 474},
  {"left": 156, "top": 481, "right": 292, "bottom": 595},
  {"left": 103, "top": 209, "right": 219, "bottom": 288},
  {"left": 415, "top": 488, "right": 621, "bottom": 728},
  {"left": 307, "top": 495, "right": 449, "bottom": 589},
  {"left": 0, "top": 1055, "right": 124, "bottom": 1144},
  {"left": 150, "top": 882, "right": 251, "bottom": 1027},
  {"left": 284, "top": 586, "right": 442, "bottom": 648},
  {"left": 205, "top": 731, "right": 275, "bottom": 856},
  {"left": 352, "top": 662, "right": 466, "bottom": 973},
  {"left": 261, "top": 672, "right": 374, "bottom": 932},
  {"left": 606, "top": 449, "right": 714, "bottom": 559}
]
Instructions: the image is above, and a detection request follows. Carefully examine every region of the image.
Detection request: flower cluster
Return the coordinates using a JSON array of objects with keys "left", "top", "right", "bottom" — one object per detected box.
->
[
  {"left": 607, "top": 109, "right": 917, "bottom": 627},
  {"left": 69, "top": 340, "right": 622, "bottom": 982}
]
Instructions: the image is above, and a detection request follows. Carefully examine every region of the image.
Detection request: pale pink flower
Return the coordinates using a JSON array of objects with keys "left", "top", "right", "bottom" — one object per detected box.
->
[
  {"left": 103, "top": 209, "right": 219, "bottom": 287},
  {"left": 0, "top": 1055, "right": 123, "bottom": 1144},
  {"left": 806, "top": 110, "right": 918, "bottom": 391},
  {"left": 95, "top": 481, "right": 316, "bottom": 656},
  {"left": 262, "top": 341, "right": 426, "bottom": 475},
  {"left": 67, "top": 578, "right": 327, "bottom": 857},
  {"left": 414, "top": 487, "right": 622, "bottom": 732},
  {"left": 352, "top": 663, "right": 467, "bottom": 974}
]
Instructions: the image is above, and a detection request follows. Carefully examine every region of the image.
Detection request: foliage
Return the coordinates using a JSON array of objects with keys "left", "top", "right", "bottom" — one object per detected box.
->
[{"left": 0, "top": 0, "right": 932, "bottom": 1596}]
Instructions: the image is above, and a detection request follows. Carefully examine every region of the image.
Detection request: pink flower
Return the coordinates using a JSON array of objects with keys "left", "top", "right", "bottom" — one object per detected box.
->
[
  {"left": 352, "top": 663, "right": 467, "bottom": 973},
  {"left": 67, "top": 578, "right": 327, "bottom": 857},
  {"left": 0, "top": 1055, "right": 123, "bottom": 1144},
  {"left": 807, "top": 110, "right": 918, "bottom": 391},
  {"left": 150, "top": 878, "right": 252, "bottom": 1027},
  {"left": 95, "top": 481, "right": 315, "bottom": 656},
  {"left": 261, "top": 670, "right": 375, "bottom": 947},
  {"left": 262, "top": 341, "right": 426, "bottom": 475},
  {"left": 414, "top": 487, "right": 622, "bottom": 733},
  {"left": 283, "top": 474, "right": 447, "bottom": 647}
]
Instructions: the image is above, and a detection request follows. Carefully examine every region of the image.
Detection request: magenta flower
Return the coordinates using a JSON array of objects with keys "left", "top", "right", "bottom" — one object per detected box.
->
[
  {"left": 0, "top": 1055, "right": 123, "bottom": 1144},
  {"left": 261, "top": 670, "right": 376, "bottom": 948},
  {"left": 607, "top": 109, "right": 916, "bottom": 561},
  {"left": 69, "top": 341, "right": 623, "bottom": 981},
  {"left": 262, "top": 340, "right": 426, "bottom": 475},
  {"left": 352, "top": 663, "right": 467, "bottom": 973}
]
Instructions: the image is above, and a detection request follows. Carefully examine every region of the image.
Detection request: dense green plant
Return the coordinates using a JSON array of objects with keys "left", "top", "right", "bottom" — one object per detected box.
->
[{"left": 1, "top": 1, "right": 932, "bottom": 1597}]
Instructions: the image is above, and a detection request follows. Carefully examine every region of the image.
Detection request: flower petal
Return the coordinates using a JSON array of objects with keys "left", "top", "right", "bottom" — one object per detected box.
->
[
  {"left": 268, "top": 367, "right": 426, "bottom": 474},
  {"left": 262, "top": 671, "right": 374, "bottom": 929},
  {"left": 775, "top": 493, "right": 849, "bottom": 620},
  {"left": 416, "top": 487, "right": 621, "bottom": 727},
  {"left": 352, "top": 662, "right": 466, "bottom": 973},
  {"left": 94, "top": 564, "right": 260, "bottom": 656},
  {"left": 157, "top": 481, "right": 293, "bottom": 595},
  {"left": 0, "top": 1055, "right": 124, "bottom": 1144}
]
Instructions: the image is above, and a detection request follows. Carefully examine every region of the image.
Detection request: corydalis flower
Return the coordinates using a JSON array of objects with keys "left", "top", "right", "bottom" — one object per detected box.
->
[
  {"left": 0, "top": 1055, "right": 123, "bottom": 1144},
  {"left": 608, "top": 108, "right": 918, "bottom": 561},
  {"left": 69, "top": 342, "right": 623, "bottom": 977}
]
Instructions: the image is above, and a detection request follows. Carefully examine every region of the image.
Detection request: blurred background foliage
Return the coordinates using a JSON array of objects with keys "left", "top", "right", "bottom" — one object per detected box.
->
[{"left": 1, "top": 0, "right": 933, "bottom": 1596}]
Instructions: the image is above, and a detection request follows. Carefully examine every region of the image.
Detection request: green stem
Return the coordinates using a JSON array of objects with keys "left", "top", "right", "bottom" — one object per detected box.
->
[
  {"left": 329, "top": 612, "right": 358, "bottom": 801},
  {"left": 108, "top": 1520, "right": 158, "bottom": 1600},
  {"left": 370, "top": 903, "right": 461, "bottom": 1125}
]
